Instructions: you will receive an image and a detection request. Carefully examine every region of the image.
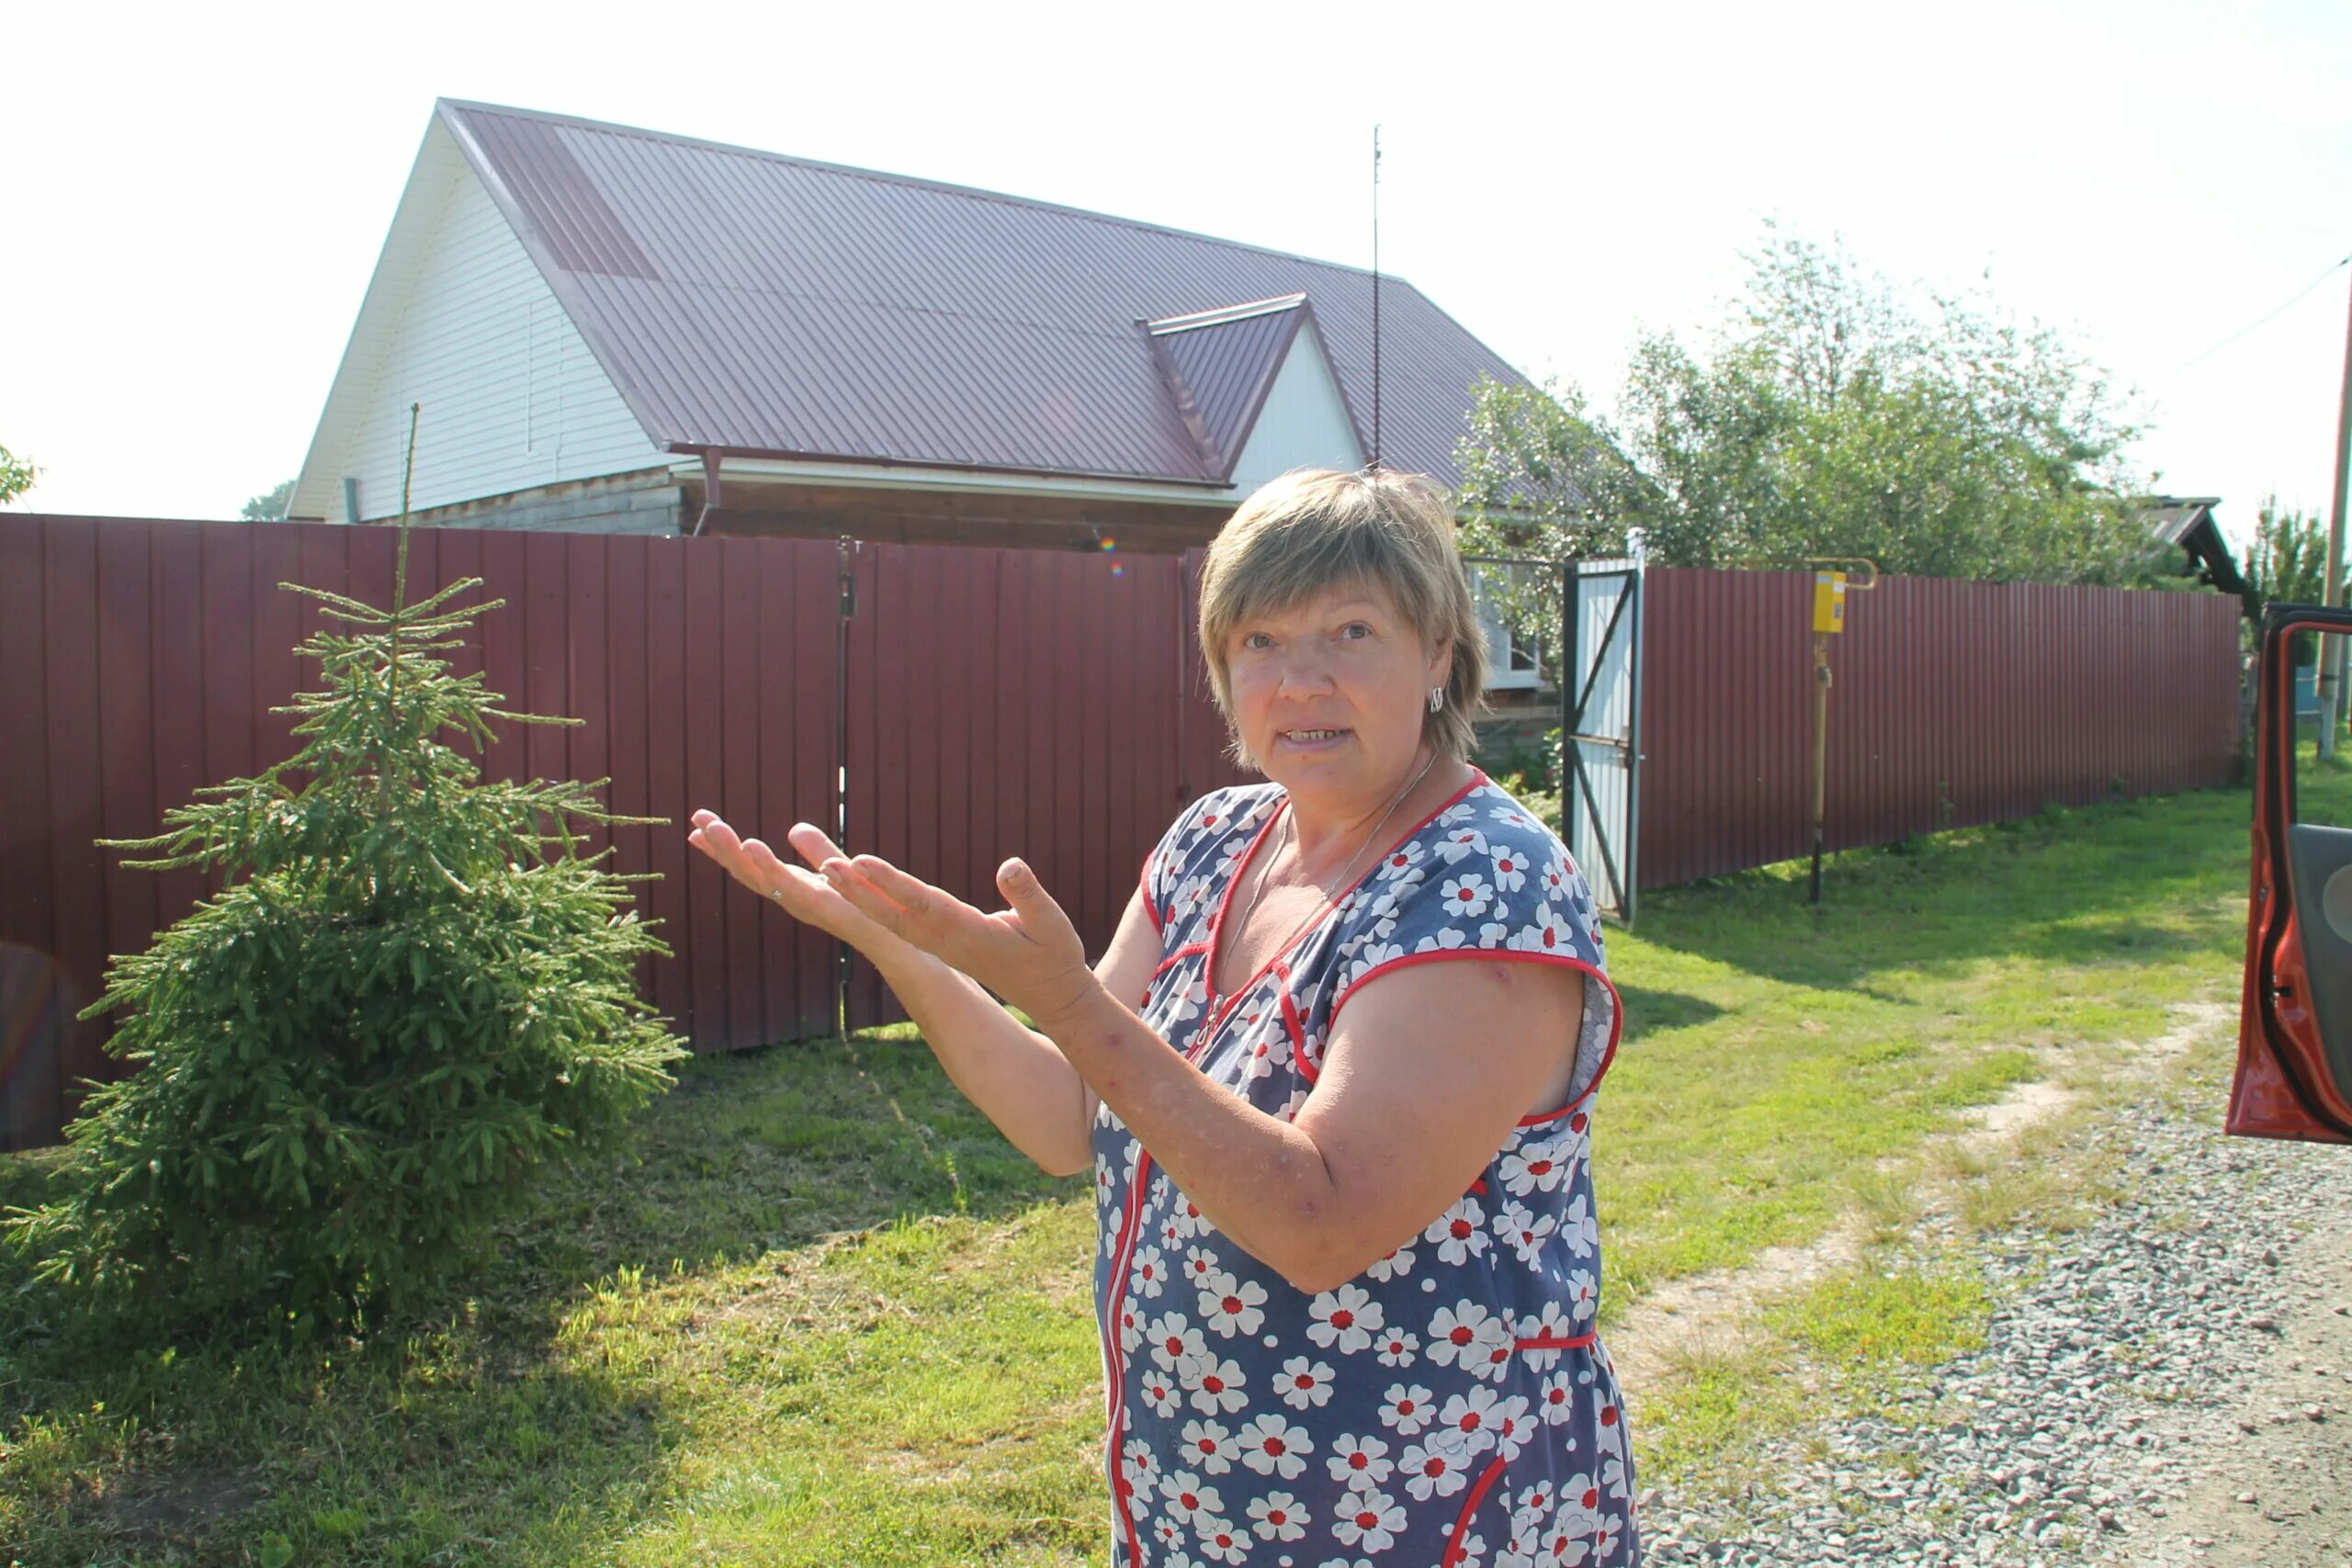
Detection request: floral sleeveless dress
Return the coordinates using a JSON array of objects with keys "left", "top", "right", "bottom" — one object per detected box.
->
[{"left": 1091, "top": 771, "right": 1638, "bottom": 1568}]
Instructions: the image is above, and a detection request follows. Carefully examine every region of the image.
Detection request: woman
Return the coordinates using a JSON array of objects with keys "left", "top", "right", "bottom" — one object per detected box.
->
[{"left": 689, "top": 468, "right": 1636, "bottom": 1567}]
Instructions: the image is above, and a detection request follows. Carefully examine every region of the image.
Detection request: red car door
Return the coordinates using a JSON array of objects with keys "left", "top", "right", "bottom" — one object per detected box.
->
[{"left": 2232, "top": 603, "right": 2352, "bottom": 1142}]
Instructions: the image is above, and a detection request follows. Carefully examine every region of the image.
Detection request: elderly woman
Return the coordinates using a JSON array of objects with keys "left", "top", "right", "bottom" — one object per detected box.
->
[{"left": 689, "top": 468, "right": 1636, "bottom": 1567}]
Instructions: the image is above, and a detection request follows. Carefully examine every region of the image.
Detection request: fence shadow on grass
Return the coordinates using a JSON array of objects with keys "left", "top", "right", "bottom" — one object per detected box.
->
[
  {"left": 1613, "top": 985, "right": 1728, "bottom": 1044},
  {"left": 0, "top": 1031, "right": 1079, "bottom": 1567},
  {"left": 0, "top": 1184, "right": 679, "bottom": 1568},
  {"left": 496, "top": 1033, "right": 1082, "bottom": 1313}
]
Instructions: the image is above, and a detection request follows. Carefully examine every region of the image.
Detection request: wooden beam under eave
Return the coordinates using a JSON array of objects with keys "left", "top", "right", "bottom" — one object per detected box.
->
[{"left": 698, "top": 497, "right": 1233, "bottom": 553}]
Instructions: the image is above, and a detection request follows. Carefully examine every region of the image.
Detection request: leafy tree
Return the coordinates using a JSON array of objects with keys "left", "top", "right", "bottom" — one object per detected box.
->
[
  {"left": 242, "top": 479, "right": 295, "bottom": 521},
  {"left": 0, "top": 442, "right": 36, "bottom": 504},
  {"left": 1456, "top": 224, "right": 2174, "bottom": 592},
  {"left": 6, "top": 537, "right": 685, "bottom": 1327},
  {"left": 1454, "top": 377, "right": 1656, "bottom": 656},
  {"left": 2245, "top": 498, "right": 2333, "bottom": 666}
]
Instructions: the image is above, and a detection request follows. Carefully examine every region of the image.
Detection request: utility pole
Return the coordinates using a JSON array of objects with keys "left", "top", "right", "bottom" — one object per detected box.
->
[{"left": 2321, "top": 267, "right": 2351, "bottom": 758}]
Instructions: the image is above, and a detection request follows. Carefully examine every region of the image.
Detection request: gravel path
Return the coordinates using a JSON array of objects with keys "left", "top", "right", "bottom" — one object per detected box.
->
[{"left": 1636, "top": 1072, "right": 2352, "bottom": 1567}]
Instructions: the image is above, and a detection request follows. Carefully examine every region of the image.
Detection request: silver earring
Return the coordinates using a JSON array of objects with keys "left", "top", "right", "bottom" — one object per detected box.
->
[{"left": 1428, "top": 687, "right": 1445, "bottom": 713}]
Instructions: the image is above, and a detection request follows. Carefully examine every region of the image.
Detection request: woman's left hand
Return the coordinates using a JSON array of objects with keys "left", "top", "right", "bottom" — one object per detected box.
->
[{"left": 821, "top": 852, "right": 1102, "bottom": 1031}]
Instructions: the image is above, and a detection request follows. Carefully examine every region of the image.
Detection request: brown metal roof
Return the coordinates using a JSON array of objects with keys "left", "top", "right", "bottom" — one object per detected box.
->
[
  {"left": 436, "top": 100, "right": 1526, "bottom": 489},
  {"left": 2137, "top": 495, "right": 2250, "bottom": 603},
  {"left": 1147, "top": 297, "right": 1308, "bottom": 478}
]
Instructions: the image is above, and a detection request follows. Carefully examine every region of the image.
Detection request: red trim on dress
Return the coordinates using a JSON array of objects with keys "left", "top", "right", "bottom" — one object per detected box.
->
[
  {"left": 1138, "top": 850, "right": 1162, "bottom": 934},
  {"left": 1326, "top": 950, "right": 1626, "bottom": 1123},
  {"left": 1098, "top": 1000, "right": 1234, "bottom": 1568},
  {"left": 1150, "top": 941, "right": 1211, "bottom": 981},
  {"left": 1102, "top": 770, "right": 1510, "bottom": 1563},
  {"left": 1100, "top": 1180, "right": 1151, "bottom": 1563},
  {"left": 1514, "top": 1331, "right": 1599, "bottom": 1352},
  {"left": 1205, "top": 769, "right": 1486, "bottom": 1031},
  {"left": 1276, "top": 964, "right": 1317, "bottom": 1086},
  {"left": 1443, "top": 1453, "right": 1511, "bottom": 1567}
]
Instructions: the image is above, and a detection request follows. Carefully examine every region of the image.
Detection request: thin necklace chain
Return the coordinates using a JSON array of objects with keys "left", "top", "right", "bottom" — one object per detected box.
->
[{"left": 1229, "top": 747, "right": 1441, "bottom": 968}]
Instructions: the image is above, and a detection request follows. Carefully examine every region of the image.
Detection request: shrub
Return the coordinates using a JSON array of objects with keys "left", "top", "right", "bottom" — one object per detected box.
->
[{"left": 6, "top": 555, "right": 685, "bottom": 1326}]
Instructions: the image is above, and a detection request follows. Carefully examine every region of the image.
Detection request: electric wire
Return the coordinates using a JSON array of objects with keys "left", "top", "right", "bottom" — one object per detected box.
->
[{"left": 2177, "top": 252, "right": 2351, "bottom": 371}]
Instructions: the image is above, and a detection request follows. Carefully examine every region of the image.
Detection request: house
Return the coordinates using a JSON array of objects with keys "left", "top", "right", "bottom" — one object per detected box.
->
[
  {"left": 2140, "top": 495, "right": 2252, "bottom": 605},
  {"left": 289, "top": 99, "right": 1532, "bottom": 558}
]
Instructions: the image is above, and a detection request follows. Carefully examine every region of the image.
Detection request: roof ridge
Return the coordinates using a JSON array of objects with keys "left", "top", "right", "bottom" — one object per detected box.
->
[
  {"left": 1147, "top": 295, "right": 1309, "bottom": 334},
  {"left": 435, "top": 98, "right": 1413, "bottom": 288}
]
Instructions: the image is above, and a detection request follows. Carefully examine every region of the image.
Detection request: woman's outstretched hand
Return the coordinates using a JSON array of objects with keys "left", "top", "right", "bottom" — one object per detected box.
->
[
  {"left": 819, "top": 852, "right": 1101, "bottom": 1032},
  {"left": 685, "top": 811, "right": 901, "bottom": 954}
]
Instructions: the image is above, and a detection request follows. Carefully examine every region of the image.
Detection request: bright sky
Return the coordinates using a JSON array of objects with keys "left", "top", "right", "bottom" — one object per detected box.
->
[{"left": 4, "top": 0, "right": 2346, "bottom": 553}]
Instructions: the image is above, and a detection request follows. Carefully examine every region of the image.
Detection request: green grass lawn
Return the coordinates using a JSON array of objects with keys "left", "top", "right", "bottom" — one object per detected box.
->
[{"left": 5, "top": 752, "right": 2346, "bottom": 1565}]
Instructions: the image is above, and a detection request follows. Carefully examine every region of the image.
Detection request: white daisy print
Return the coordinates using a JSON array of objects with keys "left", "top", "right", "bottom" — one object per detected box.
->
[
  {"left": 1199, "top": 1270, "right": 1269, "bottom": 1337},
  {"left": 1495, "top": 1200, "right": 1559, "bottom": 1265},
  {"left": 1376, "top": 1382, "right": 1438, "bottom": 1436},
  {"left": 1435, "top": 826, "right": 1489, "bottom": 863},
  {"left": 1248, "top": 1490, "right": 1309, "bottom": 1541},
  {"left": 1435, "top": 1386, "right": 1525, "bottom": 1458},
  {"left": 1273, "top": 1355, "right": 1335, "bottom": 1410},
  {"left": 1140, "top": 1366, "right": 1182, "bottom": 1418},
  {"left": 1324, "top": 1431, "right": 1395, "bottom": 1489},
  {"left": 1399, "top": 1437, "right": 1475, "bottom": 1501},
  {"left": 1331, "top": 1488, "right": 1407, "bottom": 1552},
  {"left": 1147, "top": 1312, "right": 1207, "bottom": 1372},
  {"left": 1439, "top": 872, "right": 1491, "bottom": 918},
  {"left": 1193, "top": 1515, "right": 1249, "bottom": 1564},
  {"left": 1510, "top": 905, "right": 1579, "bottom": 956},
  {"left": 1158, "top": 1469, "right": 1223, "bottom": 1527},
  {"left": 1177, "top": 1418, "right": 1239, "bottom": 1475},
  {"left": 1497, "top": 1144, "right": 1570, "bottom": 1197},
  {"left": 1177, "top": 1351, "right": 1249, "bottom": 1416},
  {"left": 1305, "top": 1284, "right": 1382, "bottom": 1354},
  {"left": 1559, "top": 1192, "right": 1600, "bottom": 1259},
  {"left": 1428, "top": 1301, "right": 1510, "bottom": 1371},
  {"left": 1236, "top": 1411, "right": 1311, "bottom": 1479},
  {"left": 1422, "top": 1196, "right": 1490, "bottom": 1265},
  {"left": 1124, "top": 1436, "right": 1161, "bottom": 1488},
  {"left": 1487, "top": 1396, "right": 1538, "bottom": 1462}
]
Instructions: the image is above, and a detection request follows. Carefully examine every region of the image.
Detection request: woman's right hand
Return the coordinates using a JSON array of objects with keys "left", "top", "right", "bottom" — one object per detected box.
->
[{"left": 686, "top": 811, "right": 911, "bottom": 960}]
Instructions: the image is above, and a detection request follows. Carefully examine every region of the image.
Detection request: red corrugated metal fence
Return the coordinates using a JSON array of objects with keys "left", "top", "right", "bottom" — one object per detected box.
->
[
  {"left": 1635, "top": 569, "right": 2244, "bottom": 887},
  {"left": 0, "top": 518, "right": 1248, "bottom": 1149},
  {"left": 0, "top": 517, "right": 842, "bottom": 1151},
  {"left": 1, "top": 520, "right": 2243, "bottom": 1150},
  {"left": 840, "top": 541, "right": 1246, "bottom": 1030}
]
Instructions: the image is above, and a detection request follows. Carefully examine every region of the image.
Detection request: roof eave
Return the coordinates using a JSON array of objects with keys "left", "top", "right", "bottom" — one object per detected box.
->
[{"left": 673, "top": 441, "right": 1233, "bottom": 491}]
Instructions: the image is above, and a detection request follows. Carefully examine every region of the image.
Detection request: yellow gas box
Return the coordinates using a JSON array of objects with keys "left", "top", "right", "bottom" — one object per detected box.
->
[{"left": 1813, "top": 571, "right": 1848, "bottom": 635}]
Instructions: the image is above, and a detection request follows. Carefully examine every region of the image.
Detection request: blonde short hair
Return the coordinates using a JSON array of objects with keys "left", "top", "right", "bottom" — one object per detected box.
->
[{"left": 1197, "top": 468, "right": 1487, "bottom": 767}]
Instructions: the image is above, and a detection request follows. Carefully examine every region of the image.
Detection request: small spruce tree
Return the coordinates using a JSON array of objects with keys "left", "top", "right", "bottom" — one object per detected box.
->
[{"left": 8, "top": 526, "right": 685, "bottom": 1325}]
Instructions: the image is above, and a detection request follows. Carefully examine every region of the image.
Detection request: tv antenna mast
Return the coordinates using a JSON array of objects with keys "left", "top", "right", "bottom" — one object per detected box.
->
[{"left": 1370, "top": 124, "right": 1383, "bottom": 470}]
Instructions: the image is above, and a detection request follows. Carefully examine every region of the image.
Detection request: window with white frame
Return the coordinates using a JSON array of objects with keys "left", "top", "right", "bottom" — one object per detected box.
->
[{"left": 1471, "top": 570, "right": 1545, "bottom": 692}]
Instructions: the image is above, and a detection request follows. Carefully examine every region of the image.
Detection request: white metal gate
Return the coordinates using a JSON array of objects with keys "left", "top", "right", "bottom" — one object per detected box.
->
[{"left": 1565, "top": 559, "right": 1642, "bottom": 924}]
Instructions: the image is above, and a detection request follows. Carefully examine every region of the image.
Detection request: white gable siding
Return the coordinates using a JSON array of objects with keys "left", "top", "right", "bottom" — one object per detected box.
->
[
  {"left": 318, "top": 150, "right": 659, "bottom": 521},
  {"left": 1227, "top": 320, "right": 1364, "bottom": 492}
]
